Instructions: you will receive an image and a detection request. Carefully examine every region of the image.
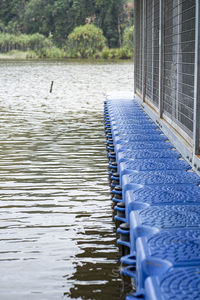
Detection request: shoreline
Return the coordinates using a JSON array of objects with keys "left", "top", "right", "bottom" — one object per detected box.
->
[{"left": 0, "top": 51, "right": 133, "bottom": 62}]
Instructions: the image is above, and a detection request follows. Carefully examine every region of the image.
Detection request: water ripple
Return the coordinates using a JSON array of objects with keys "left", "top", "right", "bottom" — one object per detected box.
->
[{"left": 0, "top": 61, "right": 134, "bottom": 300}]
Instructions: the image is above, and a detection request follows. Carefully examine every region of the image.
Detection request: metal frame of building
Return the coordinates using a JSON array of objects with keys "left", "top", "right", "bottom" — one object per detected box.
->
[{"left": 134, "top": 0, "right": 200, "bottom": 172}]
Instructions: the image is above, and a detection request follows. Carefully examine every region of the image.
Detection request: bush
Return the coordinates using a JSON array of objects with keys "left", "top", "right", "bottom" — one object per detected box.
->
[
  {"left": 100, "top": 47, "right": 132, "bottom": 60},
  {"left": 116, "top": 47, "right": 133, "bottom": 59},
  {"left": 37, "top": 46, "right": 66, "bottom": 58},
  {"left": 100, "top": 48, "right": 118, "bottom": 59},
  {"left": 1, "top": 50, "right": 38, "bottom": 59},
  {"left": 122, "top": 26, "right": 134, "bottom": 52},
  {"left": 101, "top": 48, "right": 110, "bottom": 59},
  {"left": 0, "top": 33, "right": 53, "bottom": 53},
  {"left": 66, "top": 24, "right": 107, "bottom": 58}
]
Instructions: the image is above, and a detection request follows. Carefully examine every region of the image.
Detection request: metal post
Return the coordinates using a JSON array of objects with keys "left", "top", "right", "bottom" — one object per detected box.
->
[
  {"left": 142, "top": 0, "right": 146, "bottom": 102},
  {"left": 152, "top": 0, "right": 155, "bottom": 102},
  {"left": 134, "top": 0, "right": 137, "bottom": 94},
  {"left": 175, "top": 0, "right": 181, "bottom": 122},
  {"left": 193, "top": 0, "right": 200, "bottom": 155},
  {"left": 158, "top": 0, "right": 164, "bottom": 118}
]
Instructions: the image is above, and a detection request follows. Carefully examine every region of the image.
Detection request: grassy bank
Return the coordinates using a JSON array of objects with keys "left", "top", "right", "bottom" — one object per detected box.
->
[
  {"left": 0, "top": 50, "right": 38, "bottom": 60},
  {"left": 0, "top": 48, "right": 133, "bottom": 60}
]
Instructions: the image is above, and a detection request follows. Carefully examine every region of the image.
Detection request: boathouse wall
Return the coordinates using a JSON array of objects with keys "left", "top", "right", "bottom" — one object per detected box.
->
[{"left": 134, "top": 0, "right": 200, "bottom": 171}]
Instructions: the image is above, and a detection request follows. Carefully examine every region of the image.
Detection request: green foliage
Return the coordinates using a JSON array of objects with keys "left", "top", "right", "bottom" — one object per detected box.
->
[
  {"left": 66, "top": 24, "right": 106, "bottom": 58},
  {"left": 101, "top": 47, "right": 132, "bottom": 60},
  {"left": 122, "top": 25, "right": 134, "bottom": 51},
  {"left": 7, "top": 49, "right": 38, "bottom": 59},
  {"left": 0, "top": 33, "right": 53, "bottom": 53},
  {"left": 37, "top": 46, "right": 66, "bottom": 58},
  {"left": 0, "top": 20, "right": 5, "bottom": 33},
  {"left": 24, "top": 0, "right": 55, "bottom": 36},
  {"left": 0, "top": 0, "right": 134, "bottom": 59},
  {"left": 95, "top": 0, "right": 124, "bottom": 48},
  {"left": 0, "top": 0, "right": 129, "bottom": 48},
  {"left": 116, "top": 47, "right": 133, "bottom": 59}
]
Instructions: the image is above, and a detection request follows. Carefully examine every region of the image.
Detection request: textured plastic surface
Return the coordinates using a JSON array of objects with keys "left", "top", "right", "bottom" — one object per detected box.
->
[
  {"left": 109, "top": 115, "right": 150, "bottom": 121},
  {"left": 114, "top": 134, "right": 167, "bottom": 145},
  {"left": 122, "top": 171, "right": 200, "bottom": 196},
  {"left": 145, "top": 266, "right": 200, "bottom": 300},
  {"left": 129, "top": 205, "right": 200, "bottom": 252},
  {"left": 136, "top": 229, "right": 200, "bottom": 291},
  {"left": 116, "top": 151, "right": 181, "bottom": 166},
  {"left": 139, "top": 229, "right": 200, "bottom": 265},
  {"left": 112, "top": 124, "right": 158, "bottom": 130},
  {"left": 115, "top": 141, "right": 174, "bottom": 152},
  {"left": 111, "top": 121, "right": 155, "bottom": 127},
  {"left": 112, "top": 129, "right": 161, "bottom": 137},
  {"left": 125, "top": 185, "right": 200, "bottom": 222},
  {"left": 119, "top": 159, "right": 190, "bottom": 177}
]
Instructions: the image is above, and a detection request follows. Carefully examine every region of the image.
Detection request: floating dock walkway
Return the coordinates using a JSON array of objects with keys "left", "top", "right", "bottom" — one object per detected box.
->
[{"left": 104, "top": 93, "right": 200, "bottom": 300}]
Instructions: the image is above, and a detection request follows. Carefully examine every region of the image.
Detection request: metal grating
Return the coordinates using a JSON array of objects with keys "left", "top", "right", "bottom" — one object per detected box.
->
[
  {"left": 145, "top": 0, "right": 153, "bottom": 102},
  {"left": 143, "top": 0, "right": 159, "bottom": 108},
  {"left": 135, "top": 0, "right": 143, "bottom": 95},
  {"left": 163, "top": 0, "right": 196, "bottom": 136},
  {"left": 153, "top": 0, "right": 160, "bottom": 107}
]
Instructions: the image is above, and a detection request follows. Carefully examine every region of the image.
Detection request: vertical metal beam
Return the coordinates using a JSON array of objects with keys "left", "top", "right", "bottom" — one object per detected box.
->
[
  {"left": 193, "top": 0, "right": 200, "bottom": 155},
  {"left": 158, "top": 0, "right": 164, "bottom": 118},
  {"left": 134, "top": 0, "right": 137, "bottom": 94},
  {"left": 152, "top": 0, "right": 155, "bottom": 102},
  {"left": 142, "top": 0, "right": 146, "bottom": 102},
  {"left": 175, "top": 0, "right": 181, "bottom": 122}
]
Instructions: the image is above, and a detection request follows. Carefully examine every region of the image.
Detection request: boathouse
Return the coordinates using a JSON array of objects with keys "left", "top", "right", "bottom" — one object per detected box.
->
[{"left": 134, "top": 0, "right": 200, "bottom": 168}]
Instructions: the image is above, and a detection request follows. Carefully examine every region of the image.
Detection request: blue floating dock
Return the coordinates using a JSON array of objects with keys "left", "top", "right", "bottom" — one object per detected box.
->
[
  {"left": 144, "top": 267, "right": 200, "bottom": 300},
  {"left": 104, "top": 95, "right": 200, "bottom": 299},
  {"left": 135, "top": 229, "right": 200, "bottom": 291}
]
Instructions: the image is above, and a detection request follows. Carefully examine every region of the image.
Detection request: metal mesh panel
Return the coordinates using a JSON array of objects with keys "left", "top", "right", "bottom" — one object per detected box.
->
[
  {"left": 144, "top": 0, "right": 159, "bottom": 107},
  {"left": 153, "top": 0, "right": 160, "bottom": 106},
  {"left": 163, "top": 0, "right": 195, "bottom": 136},
  {"left": 145, "top": 0, "right": 153, "bottom": 102},
  {"left": 135, "top": 0, "right": 143, "bottom": 95}
]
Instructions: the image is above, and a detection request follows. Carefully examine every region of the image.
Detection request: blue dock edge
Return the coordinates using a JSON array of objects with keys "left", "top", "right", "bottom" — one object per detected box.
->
[{"left": 104, "top": 92, "right": 200, "bottom": 300}]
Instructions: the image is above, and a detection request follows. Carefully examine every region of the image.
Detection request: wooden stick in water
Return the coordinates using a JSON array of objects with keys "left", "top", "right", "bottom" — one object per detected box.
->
[{"left": 50, "top": 81, "right": 54, "bottom": 93}]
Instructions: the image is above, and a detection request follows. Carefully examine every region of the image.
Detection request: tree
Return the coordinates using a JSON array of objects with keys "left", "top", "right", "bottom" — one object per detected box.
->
[
  {"left": 95, "top": 0, "right": 125, "bottom": 48},
  {"left": 0, "top": 0, "right": 28, "bottom": 32},
  {"left": 122, "top": 25, "right": 134, "bottom": 51},
  {"left": 66, "top": 23, "right": 106, "bottom": 58},
  {"left": 0, "top": 0, "right": 132, "bottom": 48},
  {"left": 24, "top": 0, "right": 55, "bottom": 36}
]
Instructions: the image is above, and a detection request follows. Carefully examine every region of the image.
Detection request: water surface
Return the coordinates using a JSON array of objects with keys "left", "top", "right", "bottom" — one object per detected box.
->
[{"left": 0, "top": 60, "right": 134, "bottom": 300}]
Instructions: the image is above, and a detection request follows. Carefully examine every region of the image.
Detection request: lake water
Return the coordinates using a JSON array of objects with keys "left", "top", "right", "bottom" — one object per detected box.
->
[{"left": 0, "top": 60, "right": 134, "bottom": 300}]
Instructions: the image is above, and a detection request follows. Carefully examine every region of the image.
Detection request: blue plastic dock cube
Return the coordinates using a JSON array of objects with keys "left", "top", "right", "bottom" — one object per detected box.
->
[
  {"left": 136, "top": 228, "right": 200, "bottom": 292},
  {"left": 129, "top": 205, "right": 200, "bottom": 253},
  {"left": 109, "top": 113, "right": 149, "bottom": 119},
  {"left": 125, "top": 184, "right": 200, "bottom": 222},
  {"left": 114, "top": 141, "right": 174, "bottom": 153},
  {"left": 122, "top": 170, "right": 200, "bottom": 197},
  {"left": 111, "top": 124, "right": 158, "bottom": 131},
  {"left": 118, "top": 159, "right": 190, "bottom": 183},
  {"left": 113, "top": 134, "right": 168, "bottom": 145},
  {"left": 111, "top": 120, "right": 155, "bottom": 126},
  {"left": 116, "top": 149, "right": 181, "bottom": 164},
  {"left": 111, "top": 131, "right": 162, "bottom": 142},
  {"left": 144, "top": 266, "right": 200, "bottom": 300}
]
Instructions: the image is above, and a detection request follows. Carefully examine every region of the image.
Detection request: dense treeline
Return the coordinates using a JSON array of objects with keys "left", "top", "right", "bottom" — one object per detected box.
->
[
  {"left": 0, "top": 33, "right": 52, "bottom": 52},
  {"left": 0, "top": 0, "right": 133, "bottom": 48},
  {"left": 0, "top": 24, "right": 134, "bottom": 59}
]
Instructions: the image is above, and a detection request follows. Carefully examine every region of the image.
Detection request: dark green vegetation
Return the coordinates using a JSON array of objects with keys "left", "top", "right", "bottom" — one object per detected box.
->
[{"left": 0, "top": 0, "right": 134, "bottom": 59}]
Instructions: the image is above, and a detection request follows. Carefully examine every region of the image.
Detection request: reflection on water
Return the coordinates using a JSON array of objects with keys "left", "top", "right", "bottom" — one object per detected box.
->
[{"left": 0, "top": 60, "right": 134, "bottom": 300}]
